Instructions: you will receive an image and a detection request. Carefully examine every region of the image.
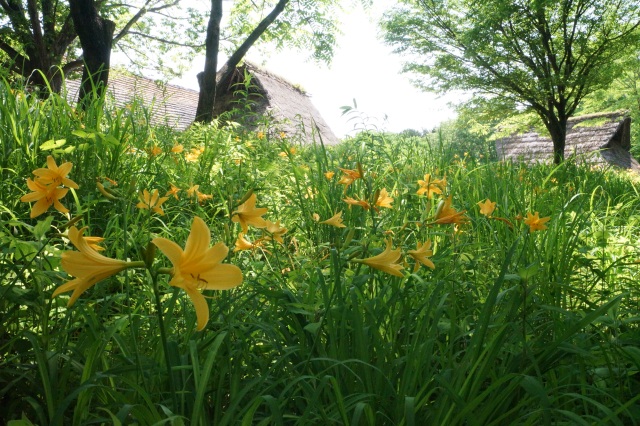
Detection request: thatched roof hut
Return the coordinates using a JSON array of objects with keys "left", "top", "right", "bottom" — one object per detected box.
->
[
  {"left": 65, "top": 65, "right": 339, "bottom": 145},
  {"left": 495, "top": 111, "right": 640, "bottom": 171},
  {"left": 212, "top": 63, "right": 339, "bottom": 145}
]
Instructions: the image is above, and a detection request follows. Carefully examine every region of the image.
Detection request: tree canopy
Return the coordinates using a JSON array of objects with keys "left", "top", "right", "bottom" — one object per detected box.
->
[
  {"left": 0, "top": 0, "right": 202, "bottom": 92},
  {"left": 382, "top": 0, "right": 640, "bottom": 163}
]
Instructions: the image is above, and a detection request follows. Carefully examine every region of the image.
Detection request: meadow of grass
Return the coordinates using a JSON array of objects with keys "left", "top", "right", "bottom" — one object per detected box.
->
[{"left": 1, "top": 78, "right": 640, "bottom": 425}]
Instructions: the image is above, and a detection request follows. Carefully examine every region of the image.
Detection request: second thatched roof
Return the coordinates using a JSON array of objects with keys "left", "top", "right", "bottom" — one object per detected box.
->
[{"left": 495, "top": 111, "right": 640, "bottom": 171}]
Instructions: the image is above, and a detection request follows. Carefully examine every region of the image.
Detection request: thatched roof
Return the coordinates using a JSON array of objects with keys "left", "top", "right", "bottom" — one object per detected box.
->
[
  {"left": 65, "top": 73, "right": 199, "bottom": 130},
  {"left": 495, "top": 111, "right": 640, "bottom": 171},
  {"left": 212, "top": 63, "right": 339, "bottom": 145},
  {"left": 64, "top": 65, "right": 339, "bottom": 145}
]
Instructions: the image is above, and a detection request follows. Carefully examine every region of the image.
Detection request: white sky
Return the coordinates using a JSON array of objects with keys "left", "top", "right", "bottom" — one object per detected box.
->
[{"left": 170, "top": 3, "right": 457, "bottom": 138}]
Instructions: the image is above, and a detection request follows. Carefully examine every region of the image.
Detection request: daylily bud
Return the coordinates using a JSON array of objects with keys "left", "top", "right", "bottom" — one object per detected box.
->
[
  {"left": 97, "top": 182, "right": 119, "bottom": 201},
  {"left": 236, "top": 188, "right": 255, "bottom": 207},
  {"left": 60, "top": 213, "right": 84, "bottom": 230},
  {"left": 143, "top": 240, "right": 156, "bottom": 269}
]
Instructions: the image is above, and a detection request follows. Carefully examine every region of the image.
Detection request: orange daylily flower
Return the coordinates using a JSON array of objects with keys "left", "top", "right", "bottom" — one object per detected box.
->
[
  {"left": 320, "top": 211, "right": 347, "bottom": 228},
  {"left": 433, "top": 195, "right": 469, "bottom": 225},
  {"left": 149, "top": 145, "right": 163, "bottom": 157},
  {"left": 136, "top": 189, "right": 169, "bottom": 215},
  {"left": 32, "top": 156, "right": 79, "bottom": 189},
  {"left": 264, "top": 220, "right": 288, "bottom": 244},
  {"left": 524, "top": 212, "right": 551, "bottom": 232},
  {"left": 20, "top": 178, "right": 70, "bottom": 218},
  {"left": 52, "top": 226, "right": 139, "bottom": 307},
  {"left": 196, "top": 191, "right": 213, "bottom": 203},
  {"left": 231, "top": 193, "right": 268, "bottom": 233},
  {"left": 338, "top": 167, "right": 362, "bottom": 187},
  {"left": 477, "top": 199, "right": 497, "bottom": 217},
  {"left": 354, "top": 239, "right": 404, "bottom": 277},
  {"left": 407, "top": 240, "right": 435, "bottom": 272},
  {"left": 344, "top": 196, "right": 371, "bottom": 210},
  {"left": 417, "top": 174, "right": 446, "bottom": 198},
  {"left": 234, "top": 233, "right": 264, "bottom": 252},
  {"left": 152, "top": 216, "right": 243, "bottom": 331},
  {"left": 375, "top": 188, "right": 394, "bottom": 210},
  {"left": 166, "top": 184, "right": 181, "bottom": 200},
  {"left": 171, "top": 144, "right": 184, "bottom": 154},
  {"left": 186, "top": 184, "right": 200, "bottom": 197}
]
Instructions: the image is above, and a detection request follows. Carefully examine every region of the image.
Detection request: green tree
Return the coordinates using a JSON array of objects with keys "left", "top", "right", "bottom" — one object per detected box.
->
[
  {"left": 382, "top": 0, "right": 640, "bottom": 163},
  {"left": 0, "top": 0, "right": 200, "bottom": 94},
  {"left": 194, "top": 0, "right": 363, "bottom": 123},
  {"left": 578, "top": 51, "right": 640, "bottom": 157}
]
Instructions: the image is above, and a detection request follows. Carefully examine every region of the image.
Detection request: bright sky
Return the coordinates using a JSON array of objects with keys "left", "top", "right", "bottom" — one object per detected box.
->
[{"left": 171, "top": 3, "right": 457, "bottom": 138}]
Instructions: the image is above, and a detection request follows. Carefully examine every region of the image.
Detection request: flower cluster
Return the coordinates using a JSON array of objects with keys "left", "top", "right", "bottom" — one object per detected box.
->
[
  {"left": 20, "top": 156, "right": 79, "bottom": 218},
  {"left": 53, "top": 216, "right": 243, "bottom": 331},
  {"left": 354, "top": 238, "right": 436, "bottom": 277},
  {"left": 231, "top": 193, "right": 288, "bottom": 252}
]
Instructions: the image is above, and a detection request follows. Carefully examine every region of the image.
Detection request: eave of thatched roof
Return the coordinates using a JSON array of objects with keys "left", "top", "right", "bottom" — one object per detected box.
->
[{"left": 495, "top": 111, "right": 640, "bottom": 171}]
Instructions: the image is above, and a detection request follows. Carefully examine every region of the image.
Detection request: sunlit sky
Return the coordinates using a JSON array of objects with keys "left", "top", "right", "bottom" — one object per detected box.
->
[{"left": 170, "top": 3, "right": 458, "bottom": 138}]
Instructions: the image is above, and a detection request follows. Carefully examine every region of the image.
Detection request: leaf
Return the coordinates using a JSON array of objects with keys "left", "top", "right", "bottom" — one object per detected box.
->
[
  {"left": 40, "top": 139, "right": 66, "bottom": 150},
  {"left": 33, "top": 216, "right": 54, "bottom": 239}
]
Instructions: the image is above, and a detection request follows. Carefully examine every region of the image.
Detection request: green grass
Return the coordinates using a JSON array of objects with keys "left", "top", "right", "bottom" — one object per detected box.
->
[{"left": 1, "top": 79, "right": 640, "bottom": 425}]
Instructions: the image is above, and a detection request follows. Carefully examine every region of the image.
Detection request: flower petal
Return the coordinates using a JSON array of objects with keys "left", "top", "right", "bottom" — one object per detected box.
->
[
  {"left": 152, "top": 237, "right": 185, "bottom": 265},
  {"left": 184, "top": 216, "right": 211, "bottom": 259},
  {"left": 200, "top": 264, "right": 243, "bottom": 290},
  {"left": 184, "top": 287, "right": 209, "bottom": 331}
]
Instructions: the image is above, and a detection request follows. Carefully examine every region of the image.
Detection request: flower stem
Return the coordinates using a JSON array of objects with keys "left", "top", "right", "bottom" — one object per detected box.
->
[{"left": 151, "top": 271, "right": 178, "bottom": 410}]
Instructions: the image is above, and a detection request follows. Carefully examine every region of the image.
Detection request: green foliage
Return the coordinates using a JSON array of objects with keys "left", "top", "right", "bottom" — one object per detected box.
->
[
  {"left": 2, "top": 78, "right": 640, "bottom": 424},
  {"left": 382, "top": 0, "right": 640, "bottom": 160},
  {"left": 577, "top": 52, "right": 640, "bottom": 157}
]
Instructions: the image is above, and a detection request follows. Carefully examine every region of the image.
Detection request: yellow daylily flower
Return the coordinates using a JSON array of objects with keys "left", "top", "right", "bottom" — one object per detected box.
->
[
  {"left": 264, "top": 220, "right": 288, "bottom": 244},
  {"left": 433, "top": 195, "right": 469, "bottom": 225},
  {"left": 20, "top": 178, "right": 70, "bottom": 218},
  {"left": 52, "top": 226, "right": 138, "bottom": 307},
  {"left": 338, "top": 167, "right": 361, "bottom": 187},
  {"left": 83, "top": 236, "right": 105, "bottom": 251},
  {"left": 477, "top": 199, "right": 497, "bottom": 217},
  {"left": 186, "top": 184, "right": 200, "bottom": 197},
  {"left": 152, "top": 216, "right": 243, "bottom": 331},
  {"left": 196, "top": 191, "right": 213, "bottom": 203},
  {"left": 166, "top": 184, "right": 180, "bottom": 200},
  {"left": 354, "top": 239, "right": 404, "bottom": 277},
  {"left": 324, "top": 171, "right": 335, "bottom": 180},
  {"left": 185, "top": 149, "right": 201, "bottom": 162},
  {"left": 375, "top": 188, "right": 394, "bottom": 209},
  {"left": 149, "top": 145, "right": 163, "bottom": 157},
  {"left": 417, "top": 174, "right": 446, "bottom": 198},
  {"left": 231, "top": 193, "right": 268, "bottom": 233},
  {"left": 524, "top": 212, "right": 551, "bottom": 232},
  {"left": 32, "top": 156, "right": 79, "bottom": 189},
  {"left": 234, "top": 233, "right": 263, "bottom": 252},
  {"left": 171, "top": 144, "right": 184, "bottom": 154},
  {"left": 344, "top": 196, "right": 371, "bottom": 210},
  {"left": 136, "top": 189, "right": 169, "bottom": 215},
  {"left": 320, "top": 211, "right": 346, "bottom": 228},
  {"left": 407, "top": 240, "right": 435, "bottom": 272}
]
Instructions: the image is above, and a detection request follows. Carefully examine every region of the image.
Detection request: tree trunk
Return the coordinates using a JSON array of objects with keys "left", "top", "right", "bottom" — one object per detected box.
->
[
  {"left": 215, "top": 0, "right": 289, "bottom": 96},
  {"left": 193, "top": 0, "right": 289, "bottom": 124},
  {"left": 69, "top": 0, "right": 115, "bottom": 109},
  {"left": 194, "top": 0, "right": 224, "bottom": 123},
  {"left": 542, "top": 114, "right": 568, "bottom": 165}
]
